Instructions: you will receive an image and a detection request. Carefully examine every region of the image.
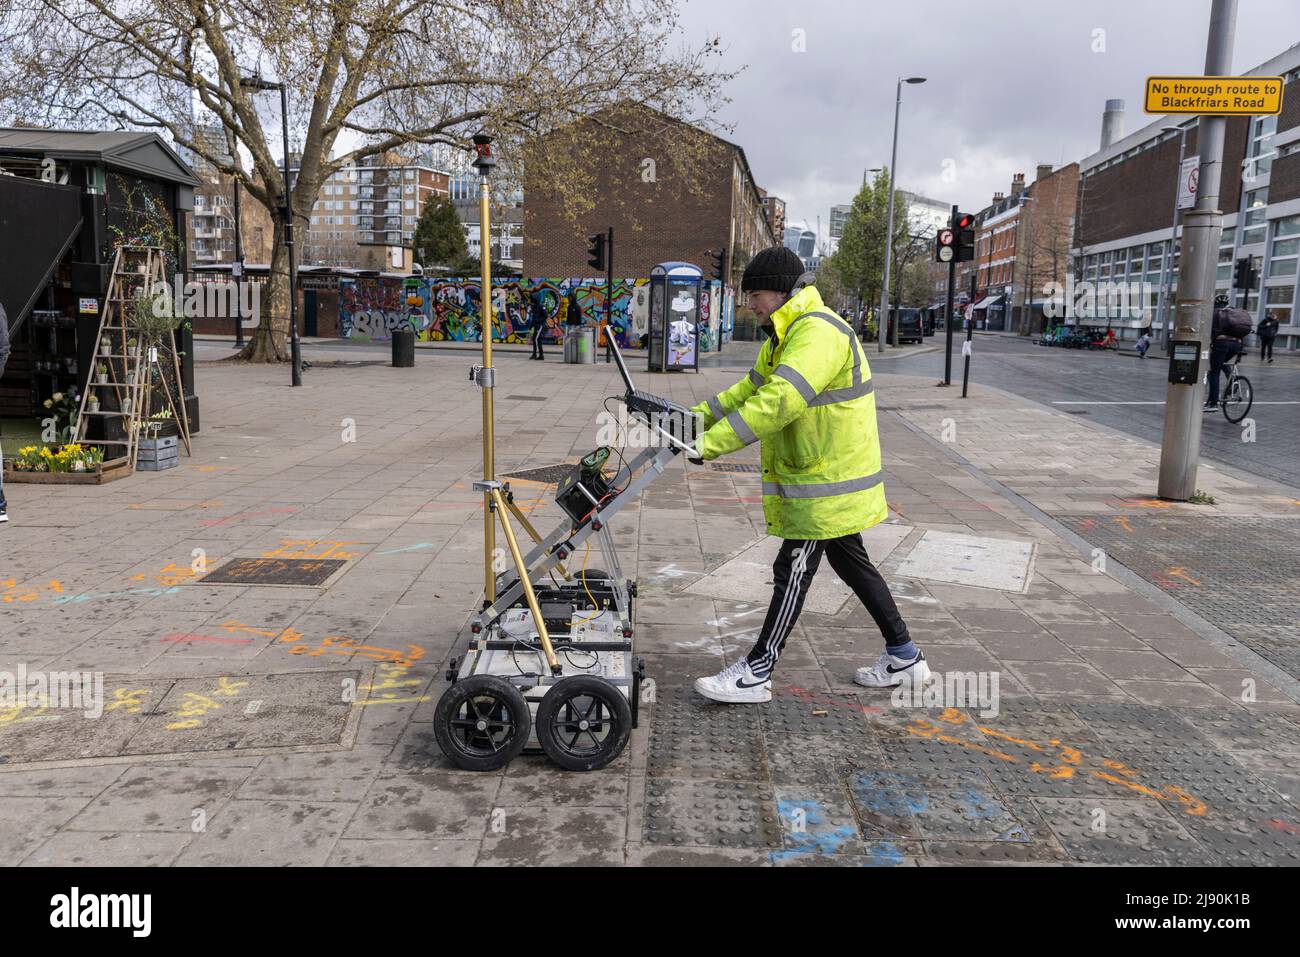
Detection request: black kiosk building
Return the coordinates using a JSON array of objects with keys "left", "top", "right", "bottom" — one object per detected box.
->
[{"left": 0, "top": 128, "right": 202, "bottom": 434}]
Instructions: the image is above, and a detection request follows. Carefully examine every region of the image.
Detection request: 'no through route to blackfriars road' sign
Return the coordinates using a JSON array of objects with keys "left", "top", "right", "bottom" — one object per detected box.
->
[{"left": 1144, "top": 75, "right": 1284, "bottom": 116}]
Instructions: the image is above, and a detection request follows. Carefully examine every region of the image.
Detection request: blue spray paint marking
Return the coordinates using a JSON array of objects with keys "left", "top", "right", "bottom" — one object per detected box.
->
[
  {"left": 850, "top": 771, "right": 931, "bottom": 817},
  {"left": 862, "top": 842, "right": 907, "bottom": 867},
  {"left": 53, "top": 586, "right": 181, "bottom": 604},
  {"left": 769, "top": 797, "right": 858, "bottom": 864},
  {"left": 955, "top": 786, "right": 1007, "bottom": 821},
  {"left": 376, "top": 543, "right": 436, "bottom": 556}
]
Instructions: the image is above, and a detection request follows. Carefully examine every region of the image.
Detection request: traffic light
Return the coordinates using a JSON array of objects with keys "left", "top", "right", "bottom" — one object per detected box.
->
[
  {"left": 935, "top": 228, "right": 956, "bottom": 263},
  {"left": 955, "top": 211, "right": 976, "bottom": 262},
  {"left": 1233, "top": 256, "right": 1258, "bottom": 291},
  {"left": 587, "top": 233, "right": 606, "bottom": 272},
  {"left": 709, "top": 247, "right": 727, "bottom": 281}
]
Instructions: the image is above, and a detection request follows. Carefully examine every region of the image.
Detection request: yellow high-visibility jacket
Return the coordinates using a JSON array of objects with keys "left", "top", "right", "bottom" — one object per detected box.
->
[{"left": 691, "top": 284, "right": 888, "bottom": 540}]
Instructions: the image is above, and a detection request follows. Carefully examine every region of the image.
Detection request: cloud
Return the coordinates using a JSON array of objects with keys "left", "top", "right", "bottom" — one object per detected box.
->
[{"left": 678, "top": 0, "right": 1300, "bottom": 246}]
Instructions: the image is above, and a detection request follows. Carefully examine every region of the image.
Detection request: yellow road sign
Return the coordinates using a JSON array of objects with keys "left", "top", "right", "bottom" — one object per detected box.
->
[{"left": 1144, "top": 75, "right": 1284, "bottom": 115}]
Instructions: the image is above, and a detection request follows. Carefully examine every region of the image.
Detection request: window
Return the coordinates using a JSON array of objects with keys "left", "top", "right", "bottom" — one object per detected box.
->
[
  {"left": 1241, "top": 188, "right": 1268, "bottom": 245},
  {"left": 1267, "top": 217, "right": 1300, "bottom": 279},
  {"left": 1244, "top": 114, "right": 1277, "bottom": 182},
  {"left": 1265, "top": 285, "right": 1293, "bottom": 326}
]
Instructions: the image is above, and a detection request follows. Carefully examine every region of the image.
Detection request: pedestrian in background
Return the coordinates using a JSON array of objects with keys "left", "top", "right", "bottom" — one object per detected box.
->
[
  {"left": 565, "top": 288, "right": 584, "bottom": 327},
  {"left": 527, "top": 288, "right": 549, "bottom": 360},
  {"left": 1135, "top": 328, "right": 1151, "bottom": 359},
  {"left": 1258, "top": 311, "right": 1279, "bottom": 363}
]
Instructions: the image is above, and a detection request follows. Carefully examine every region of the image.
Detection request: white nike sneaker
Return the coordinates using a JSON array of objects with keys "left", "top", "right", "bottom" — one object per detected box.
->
[
  {"left": 854, "top": 649, "right": 932, "bottom": 689},
  {"left": 694, "top": 658, "right": 772, "bottom": 703}
]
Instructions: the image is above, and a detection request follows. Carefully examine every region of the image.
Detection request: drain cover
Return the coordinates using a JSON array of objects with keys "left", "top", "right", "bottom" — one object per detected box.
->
[
  {"left": 201, "top": 558, "right": 347, "bottom": 587},
  {"left": 502, "top": 463, "right": 575, "bottom": 484},
  {"left": 708, "top": 463, "right": 761, "bottom": 473}
]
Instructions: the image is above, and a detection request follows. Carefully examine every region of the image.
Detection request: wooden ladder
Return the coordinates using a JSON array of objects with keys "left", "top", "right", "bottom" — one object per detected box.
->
[{"left": 71, "top": 245, "right": 167, "bottom": 468}]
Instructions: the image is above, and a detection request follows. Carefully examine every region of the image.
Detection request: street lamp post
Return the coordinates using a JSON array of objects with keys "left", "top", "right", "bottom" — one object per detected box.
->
[
  {"left": 1156, "top": 124, "right": 1190, "bottom": 354},
  {"left": 878, "top": 76, "right": 926, "bottom": 353},
  {"left": 239, "top": 75, "right": 301, "bottom": 386}
]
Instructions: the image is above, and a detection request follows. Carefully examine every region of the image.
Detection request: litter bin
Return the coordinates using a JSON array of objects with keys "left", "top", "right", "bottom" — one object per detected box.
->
[
  {"left": 391, "top": 328, "right": 415, "bottom": 367},
  {"left": 578, "top": 326, "right": 596, "bottom": 364}
]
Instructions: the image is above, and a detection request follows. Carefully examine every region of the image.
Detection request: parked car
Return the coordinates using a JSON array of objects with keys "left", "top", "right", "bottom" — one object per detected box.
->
[{"left": 889, "top": 308, "right": 925, "bottom": 344}]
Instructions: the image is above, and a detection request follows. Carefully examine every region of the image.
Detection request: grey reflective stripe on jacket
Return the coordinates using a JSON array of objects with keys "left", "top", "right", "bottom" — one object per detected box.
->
[
  {"left": 775, "top": 310, "right": 871, "bottom": 407},
  {"left": 762, "top": 471, "right": 884, "bottom": 499},
  {"left": 726, "top": 410, "right": 758, "bottom": 446},
  {"left": 706, "top": 395, "right": 725, "bottom": 420}
]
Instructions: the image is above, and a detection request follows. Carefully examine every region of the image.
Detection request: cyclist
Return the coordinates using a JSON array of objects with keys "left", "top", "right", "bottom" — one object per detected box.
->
[{"left": 1204, "top": 294, "right": 1248, "bottom": 412}]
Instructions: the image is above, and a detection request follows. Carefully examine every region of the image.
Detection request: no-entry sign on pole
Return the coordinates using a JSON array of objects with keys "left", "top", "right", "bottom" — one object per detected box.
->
[{"left": 1178, "top": 156, "right": 1199, "bottom": 210}]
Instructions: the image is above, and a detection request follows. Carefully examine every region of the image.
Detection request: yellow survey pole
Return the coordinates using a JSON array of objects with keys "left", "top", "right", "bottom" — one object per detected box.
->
[{"left": 473, "top": 135, "right": 497, "bottom": 603}]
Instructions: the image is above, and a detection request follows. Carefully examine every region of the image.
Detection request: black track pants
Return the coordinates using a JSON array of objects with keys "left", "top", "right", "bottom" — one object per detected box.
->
[{"left": 744, "top": 532, "right": 910, "bottom": 677}]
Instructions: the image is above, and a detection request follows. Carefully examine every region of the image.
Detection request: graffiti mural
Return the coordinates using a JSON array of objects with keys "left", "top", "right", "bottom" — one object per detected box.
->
[
  {"left": 339, "top": 276, "right": 730, "bottom": 351},
  {"left": 338, "top": 278, "right": 411, "bottom": 339}
]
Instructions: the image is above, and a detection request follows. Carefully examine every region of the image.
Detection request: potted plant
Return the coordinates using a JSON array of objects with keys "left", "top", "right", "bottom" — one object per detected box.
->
[
  {"left": 95, "top": 362, "right": 108, "bottom": 384},
  {"left": 87, "top": 394, "right": 100, "bottom": 414},
  {"left": 99, "top": 336, "right": 112, "bottom": 357}
]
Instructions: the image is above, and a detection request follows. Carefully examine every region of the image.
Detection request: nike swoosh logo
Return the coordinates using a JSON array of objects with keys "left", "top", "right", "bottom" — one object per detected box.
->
[
  {"left": 886, "top": 658, "right": 922, "bottom": 674},
  {"left": 736, "top": 677, "right": 768, "bottom": 688}
]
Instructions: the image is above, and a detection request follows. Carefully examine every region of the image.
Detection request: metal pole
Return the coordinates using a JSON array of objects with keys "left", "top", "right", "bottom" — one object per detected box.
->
[
  {"left": 878, "top": 77, "right": 903, "bottom": 354},
  {"left": 479, "top": 173, "right": 496, "bottom": 602},
  {"left": 1157, "top": 0, "right": 1236, "bottom": 501},
  {"left": 279, "top": 84, "right": 301, "bottom": 387},
  {"left": 233, "top": 177, "right": 245, "bottom": 348},
  {"left": 1157, "top": 128, "right": 1188, "bottom": 355},
  {"left": 961, "top": 271, "right": 976, "bottom": 397},
  {"left": 943, "top": 204, "right": 957, "bottom": 385},
  {"left": 605, "top": 226, "right": 613, "bottom": 363}
]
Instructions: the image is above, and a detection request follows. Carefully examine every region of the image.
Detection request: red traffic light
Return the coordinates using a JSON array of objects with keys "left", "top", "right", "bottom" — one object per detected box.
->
[{"left": 955, "top": 212, "right": 975, "bottom": 229}]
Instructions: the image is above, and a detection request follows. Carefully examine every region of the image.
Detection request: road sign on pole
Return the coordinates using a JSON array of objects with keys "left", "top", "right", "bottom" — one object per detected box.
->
[
  {"left": 1144, "top": 75, "right": 1283, "bottom": 115},
  {"left": 1178, "top": 156, "right": 1199, "bottom": 209}
]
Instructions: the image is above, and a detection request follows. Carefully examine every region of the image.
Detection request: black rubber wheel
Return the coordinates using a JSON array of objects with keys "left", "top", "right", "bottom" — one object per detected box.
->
[
  {"left": 574, "top": 568, "right": 612, "bottom": 583},
  {"left": 1222, "top": 375, "right": 1253, "bottom": 424},
  {"left": 536, "top": 675, "right": 632, "bottom": 772},
  {"left": 433, "top": 675, "right": 531, "bottom": 771}
]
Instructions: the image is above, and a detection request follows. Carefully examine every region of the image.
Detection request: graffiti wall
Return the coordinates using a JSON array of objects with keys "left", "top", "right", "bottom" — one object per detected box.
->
[{"left": 339, "top": 276, "right": 731, "bottom": 350}]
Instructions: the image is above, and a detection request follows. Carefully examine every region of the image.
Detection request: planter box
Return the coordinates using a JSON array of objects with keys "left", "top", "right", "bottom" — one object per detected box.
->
[
  {"left": 137, "top": 435, "right": 180, "bottom": 471},
  {"left": 3, "top": 457, "right": 132, "bottom": 485}
]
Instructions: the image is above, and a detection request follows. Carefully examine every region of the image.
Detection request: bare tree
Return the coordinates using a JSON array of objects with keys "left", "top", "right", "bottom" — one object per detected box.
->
[{"left": 0, "top": 0, "right": 730, "bottom": 361}]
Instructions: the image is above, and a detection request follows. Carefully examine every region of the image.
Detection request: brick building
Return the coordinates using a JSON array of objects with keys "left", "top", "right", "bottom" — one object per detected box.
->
[
  {"left": 523, "top": 104, "right": 775, "bottom": 281},
  {"left": 1072, "top": 43, "right": 1300, "bottom": 350},
  {"left": 1014, "top": 162, "right": 1079, "bottom": 334}
]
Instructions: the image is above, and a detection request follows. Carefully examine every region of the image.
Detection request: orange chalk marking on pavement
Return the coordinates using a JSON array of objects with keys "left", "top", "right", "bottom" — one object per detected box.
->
[{"left": 1166, "top": 567, "right": 1202, "bottom": 586}]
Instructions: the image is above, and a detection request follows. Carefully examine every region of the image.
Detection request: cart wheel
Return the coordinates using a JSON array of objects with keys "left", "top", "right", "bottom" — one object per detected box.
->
[
  {"left": 536, "top": 675, "right": 632, "bottom": 772},
  {"left": 434, "top": 675, "right": 531, "bottom": 771},
  {"left": 574, "top": 568, "right": 612, "bottom": 583}
]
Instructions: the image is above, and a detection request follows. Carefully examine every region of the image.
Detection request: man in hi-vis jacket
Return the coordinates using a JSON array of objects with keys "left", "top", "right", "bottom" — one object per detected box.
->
[{"left": 690, "top": 246, "right": 928, "bottom": 703}]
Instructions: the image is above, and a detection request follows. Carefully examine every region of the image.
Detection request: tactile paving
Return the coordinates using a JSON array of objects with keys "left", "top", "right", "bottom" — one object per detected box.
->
[
  {"left": 643, "top": 779, "right": 782, "bottom": 848},
  {"left": 1032, "top": 797, "right": 1214, "bottom": 866},
  {"left": 1067, "top": 701, "right": 1211, "bottom": 747},
  {"left": 1056, "top": 514, "right": 1300, "bottom": 679},
  {"left": 648, "top": 686, "right": 766, "bottom": 780},
  {"left": 846, "top": 768, "right": 1026, "bottom": 842},
  {"left": 1180, "top": 708, "right": 1300, "bottom": 752},
  {"left": 764, "top": 732, "right": 883, "bottom": 786}
]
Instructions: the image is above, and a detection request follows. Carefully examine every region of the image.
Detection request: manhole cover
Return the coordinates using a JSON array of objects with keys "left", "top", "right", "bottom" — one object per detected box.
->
[
  {"left": 502, "top": 463, "right": 575, "bottom": 484},
  {"left": 504, "top": 394, "right": 548, "bottom": 402},
  {"left": 708, "top": 462, "right": 761, "bottom": 473},
  {"left": 201, "top": 558, "right": 347, "bottom": 587},
  {"left": 0, "top": 669, "right": 364, "bottom": 770}
]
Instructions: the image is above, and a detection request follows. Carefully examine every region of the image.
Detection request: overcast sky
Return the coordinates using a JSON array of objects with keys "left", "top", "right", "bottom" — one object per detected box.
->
[{"left": 676, "top": 0, "right": 1300, "bottom": 248}]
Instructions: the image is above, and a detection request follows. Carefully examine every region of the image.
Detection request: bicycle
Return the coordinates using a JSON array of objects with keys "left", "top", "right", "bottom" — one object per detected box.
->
[{"left": 1217, "top": 353, "right": 1253, "bottom": 423}]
